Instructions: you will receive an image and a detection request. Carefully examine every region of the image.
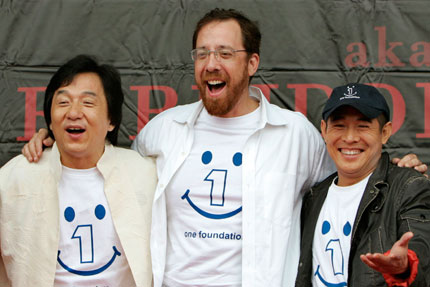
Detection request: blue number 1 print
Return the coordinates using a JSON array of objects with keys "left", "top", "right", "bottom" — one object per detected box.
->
[
  {"left": 205, "top": 169, "right": 227, "bottom": 206},
  {"left": 72, "top": 224, "right": 94, "bottom": 264}
]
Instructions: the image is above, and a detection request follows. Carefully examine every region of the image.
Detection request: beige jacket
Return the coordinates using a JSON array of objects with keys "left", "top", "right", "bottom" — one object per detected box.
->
[{"left": 0, "top": 143, "right": 157, "bottom": 287}]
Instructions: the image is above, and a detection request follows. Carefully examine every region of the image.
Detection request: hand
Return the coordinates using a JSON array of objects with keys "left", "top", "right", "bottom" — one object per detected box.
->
[
  {"left": 21, "top": 128, "right": 54, "bottom": 163},
  {"left": 360, "top": 232, "right": 413, "bottom": 275},
  {"left": 392, "top": 154, "right": 428, "bottom": 177}
]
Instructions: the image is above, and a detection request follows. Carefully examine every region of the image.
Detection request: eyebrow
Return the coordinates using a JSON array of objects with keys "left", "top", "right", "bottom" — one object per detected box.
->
[{"left": 197, "top": 45, "right": 233, "bottom": 49}]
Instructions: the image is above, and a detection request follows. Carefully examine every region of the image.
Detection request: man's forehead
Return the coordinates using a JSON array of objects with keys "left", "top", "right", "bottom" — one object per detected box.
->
[
  {"left": 56, "top": 72, "right": 103, "bottom": 92},
  {"left": 329, "top": 106, "right": 371, "bottom": 121},
  {"left": 53, "top": 76, "right": 107, "bottom": 105},
  {"left": 196, "top": 19, "right": 242, "bottom": 46}
]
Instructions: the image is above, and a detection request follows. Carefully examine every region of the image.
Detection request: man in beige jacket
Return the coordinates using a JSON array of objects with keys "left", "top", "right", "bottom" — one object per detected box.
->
[{"left": 0, "top": 55, "right": 156, "bottom": 286}]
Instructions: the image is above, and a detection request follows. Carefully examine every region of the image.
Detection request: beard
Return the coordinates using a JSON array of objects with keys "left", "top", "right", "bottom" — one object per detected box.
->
[{"left": 198, "top": 66, "right": 249, "bottom": 117}]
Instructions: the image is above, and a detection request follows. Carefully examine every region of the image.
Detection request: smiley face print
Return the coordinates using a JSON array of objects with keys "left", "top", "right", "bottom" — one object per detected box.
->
[
  {"left": 181, "top": 150, "right": 243, "bottom": 220},
  {"left": 57, "top": 204, "right": 121, "bottom": 276}
]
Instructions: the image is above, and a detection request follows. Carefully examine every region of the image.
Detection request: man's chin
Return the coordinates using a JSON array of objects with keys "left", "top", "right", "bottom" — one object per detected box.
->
[
  {"left": 203, "top": 99, "right": 229, "bottom": 116},
  {"left": 199, "top": 85, "right": 237, "bottom": 117}
]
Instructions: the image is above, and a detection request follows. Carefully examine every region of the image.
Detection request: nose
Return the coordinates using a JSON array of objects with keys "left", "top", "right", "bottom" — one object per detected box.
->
[
  {"left": 205, "top": 51, "right": 221, "bottom": 72},
  {"left": 66, "top": 102, "right": 83, "bottom": 120},
  {"left": 342, "top": 127, "right": 359, "bottom": 143}
]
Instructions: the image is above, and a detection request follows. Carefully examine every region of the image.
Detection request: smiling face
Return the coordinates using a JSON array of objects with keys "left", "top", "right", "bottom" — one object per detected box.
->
[
  {"left": 50, "top": 72, "right": 114, "bottom": 169},
  {"left": 194, "top": 19, "right": 259, "bottom": 118},
  {"left": 321, "top": 106, "right": 392, "bottom": 186}
]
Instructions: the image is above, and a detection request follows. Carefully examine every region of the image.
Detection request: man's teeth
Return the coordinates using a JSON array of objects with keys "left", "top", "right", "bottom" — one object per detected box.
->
[
  {"left": 208, "top": 80, "right": 224, "bottom": 85},
  {"left": 341, "top": 149, "right": 361, "bottom": 155}
]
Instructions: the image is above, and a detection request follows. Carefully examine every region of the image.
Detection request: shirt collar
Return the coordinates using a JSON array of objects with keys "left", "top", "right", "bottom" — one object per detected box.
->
[{"left": 173, "top": 86, "right": 290, "bottom": 128}]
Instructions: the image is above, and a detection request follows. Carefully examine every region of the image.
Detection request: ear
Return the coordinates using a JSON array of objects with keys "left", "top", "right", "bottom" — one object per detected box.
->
[
  {"left": 247, "top": 53, "right": 260, "bottom": 77},
  {"left": 108, "top": 123, "right": 115, "bottom": 132},
  {"left": 381, "top": 121, "right": 392, "bottom": 144},
  {"left": 321, "top": 120, "right": 327, "bottom": 142}
]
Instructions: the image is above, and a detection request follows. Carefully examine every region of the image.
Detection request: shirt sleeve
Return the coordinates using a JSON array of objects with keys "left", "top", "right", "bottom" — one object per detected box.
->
[{"left": 382, "top": 249, "right": 419, "bottom": 287}]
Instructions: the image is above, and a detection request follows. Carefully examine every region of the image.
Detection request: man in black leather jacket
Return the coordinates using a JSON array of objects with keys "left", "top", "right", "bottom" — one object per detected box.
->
[{"left": 295, "top": 83, "right": 430, "bottom": 286}]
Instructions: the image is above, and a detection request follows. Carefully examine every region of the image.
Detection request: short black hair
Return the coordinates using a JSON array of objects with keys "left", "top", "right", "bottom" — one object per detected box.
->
[
  {"left": 376, "top": 113, "right": 388, "bottom": 132},
  {"left": 43, "top": 55, "right": 123, "bottom": 145},
  {"left": 192, "top": 8, "right": 261, "bottom": 56}
]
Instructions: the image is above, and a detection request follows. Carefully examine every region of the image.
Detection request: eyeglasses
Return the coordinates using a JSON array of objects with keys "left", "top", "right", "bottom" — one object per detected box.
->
[{"left": 191, "top": 47, "right": 247, "bottom": 62}]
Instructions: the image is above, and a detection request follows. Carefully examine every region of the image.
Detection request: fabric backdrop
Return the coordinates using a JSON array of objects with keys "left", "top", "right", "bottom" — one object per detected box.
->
[{"left": 0, "top": 0, "right": 429, "bottom": 166}]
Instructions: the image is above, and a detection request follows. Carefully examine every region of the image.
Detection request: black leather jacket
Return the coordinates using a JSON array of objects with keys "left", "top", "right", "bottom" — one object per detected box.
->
[{"left": 295, "top": 153, "right": 430, "bottom": 286}]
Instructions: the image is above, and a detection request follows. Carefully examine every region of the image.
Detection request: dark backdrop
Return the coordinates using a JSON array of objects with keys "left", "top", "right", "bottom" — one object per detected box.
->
[{"left": 0, "top": 0, "right": 429, "bottom": 166}]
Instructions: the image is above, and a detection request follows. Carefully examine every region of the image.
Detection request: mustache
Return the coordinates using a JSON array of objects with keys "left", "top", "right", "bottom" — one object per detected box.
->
[{"left": 202, "top": 71, "right": 226, "bottom": 81}]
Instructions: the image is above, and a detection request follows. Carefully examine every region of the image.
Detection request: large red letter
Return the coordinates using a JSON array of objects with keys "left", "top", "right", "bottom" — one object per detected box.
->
[
  {"left": 366, "top": 83, "right": 405, "bottom": 135},
  {"left": 16, "top": 87, "right": 46, "bottom": 142},
  {"left": 410, "top": 42, "right": 430, "bottom": 67},
  {"left": 129, "top": 85, "right": 177, "bottom": 140},
  {"left": 416, "top": 83, "right": 430, "bottom": 138},
  {"left": 287, "top": 84, "right": 332, "bottom": 116},
  {"left": 345, "top": 42, "right": 370, "bottom": 67},
  {"left": 374, "top": 26, "right": 405, "bottom": 67}
]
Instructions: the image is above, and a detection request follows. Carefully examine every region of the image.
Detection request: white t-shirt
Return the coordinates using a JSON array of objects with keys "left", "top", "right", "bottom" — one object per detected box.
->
[
  {"left": 163, "top": 107, "right": 260, "bottom": 287},
  {"left": 312, "top": 174, "right": 371, "bottom": 287},
  {"left": 55, "top": 166, "right": 134, "bottom": 287}
]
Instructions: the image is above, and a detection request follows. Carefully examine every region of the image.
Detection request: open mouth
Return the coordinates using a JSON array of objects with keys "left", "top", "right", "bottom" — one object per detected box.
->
[
  {"left": 207, "top": 80, "right": 226, "bottom": 93},
  {"left": 66, "top": 127, "right": 86, "bottom": 134}
]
